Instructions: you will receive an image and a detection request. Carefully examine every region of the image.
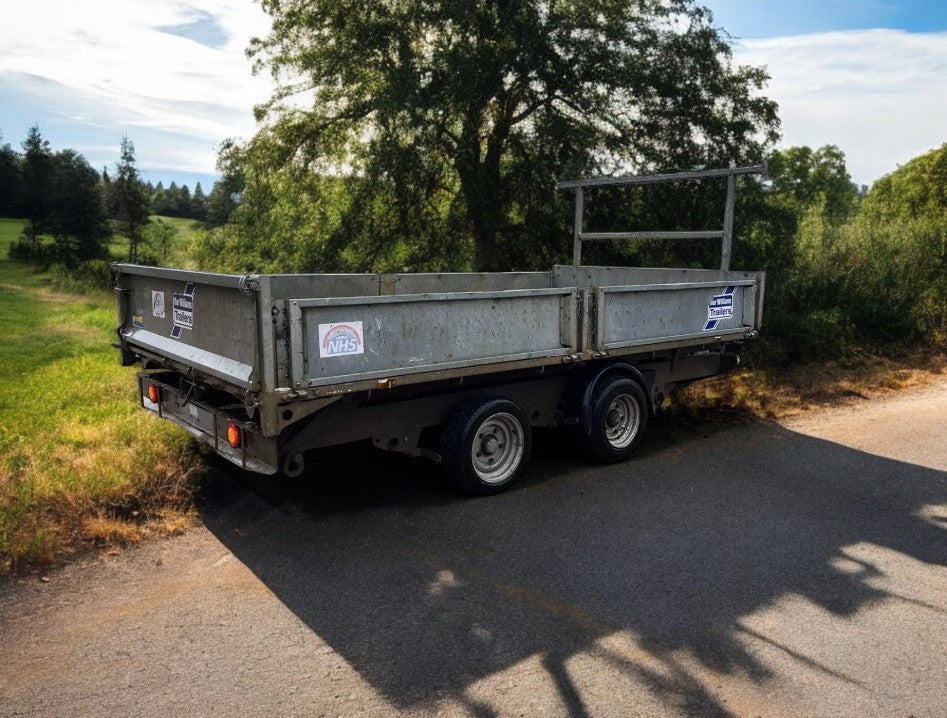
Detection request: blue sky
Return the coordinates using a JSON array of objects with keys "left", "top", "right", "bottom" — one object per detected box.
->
[
  {"left": 1, "top": 1, "right": 945, "bottom": 189},
  {"left": 707, "top": 0, "right": 947, "bottom": 37}
]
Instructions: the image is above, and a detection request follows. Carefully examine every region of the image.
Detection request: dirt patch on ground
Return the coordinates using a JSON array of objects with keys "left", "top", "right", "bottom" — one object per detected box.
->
[{"left": 666, "top": 345, "right": 947, "bottom": 424}]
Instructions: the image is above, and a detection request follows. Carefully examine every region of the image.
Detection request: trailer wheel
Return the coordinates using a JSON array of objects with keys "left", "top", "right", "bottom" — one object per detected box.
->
[
  {"left": 442, "top": 396, "right": 532, "bottom": 495},
  {"left": 577, "top": 376, "right": 648, "bottom": 463}
]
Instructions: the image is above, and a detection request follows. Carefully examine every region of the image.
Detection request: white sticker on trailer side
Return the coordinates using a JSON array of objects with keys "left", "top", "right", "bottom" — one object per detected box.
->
[
  {"left": 318, "top": 321, "right": 364, "bottom": 358},
  {"left": 703, "top": 285, "right": 736, "bottom": 331},
  {"left": 151, "top": 290, "right": 166, "bottom": 318}
]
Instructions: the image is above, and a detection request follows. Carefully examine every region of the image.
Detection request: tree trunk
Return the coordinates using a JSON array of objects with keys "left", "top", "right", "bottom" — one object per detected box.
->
[{"left": 455, "top": 119, "right": 507, "bottom": 272}]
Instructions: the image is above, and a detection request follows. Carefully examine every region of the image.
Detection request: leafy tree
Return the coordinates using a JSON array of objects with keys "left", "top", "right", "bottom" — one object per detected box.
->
[
  {"left": 20, "top": 126, "right": 53, "bottom": 252},
  {"left": 231, "top": 0, "right": 779, "bottom": 272},
  {"left": 112, "top": 136, "right": 150, "bottom": 262},
  {"left": 47, "top": 150, "right": 110, "bottom": 265},
  {"left": 853, "top": 144, "right": 947, "bottom": 341},
  {"left": 142, "top": 217, "right": 176, "bottom": 263},
  {"left": 860, "top": 142, "right": 947, "bottom": 222},
  {"left": 741, "top": 143, "right": 947, "bottom": 356},
  {"left": 0, "top": 134, "right": 21, "bottom": 216},
  {"left": 205, "top": 144, "right": 245, "bottom": 227},
  {"left": 766, "top": 145, "right": 858, "bottom": 223}
]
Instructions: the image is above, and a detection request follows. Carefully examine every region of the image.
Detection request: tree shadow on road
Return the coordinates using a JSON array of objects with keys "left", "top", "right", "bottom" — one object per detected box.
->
[{"left": 198, "top": 419, "right": 947, "bottom": 717}]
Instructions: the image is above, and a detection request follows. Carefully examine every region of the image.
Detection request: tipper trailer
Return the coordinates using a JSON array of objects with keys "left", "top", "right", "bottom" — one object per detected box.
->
[{"left": 114, "top": 165, "right": 766, "bottom": 494}]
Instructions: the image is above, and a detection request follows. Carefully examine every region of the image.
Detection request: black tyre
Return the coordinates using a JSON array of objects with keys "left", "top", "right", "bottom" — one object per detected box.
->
[
  {"left": 576, "top": 376, "right": 648, "bottom": 463},
  {"left": 442, "top": 396, "right": 532, "bottom": 495}
]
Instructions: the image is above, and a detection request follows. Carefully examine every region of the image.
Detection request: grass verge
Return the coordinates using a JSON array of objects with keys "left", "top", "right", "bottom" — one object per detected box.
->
[
  {"left": 0, "top": 218, "right": 199, "bottom": 573},
  {"left": 666, "top": 344, "right": 947, "bottom": 424}
]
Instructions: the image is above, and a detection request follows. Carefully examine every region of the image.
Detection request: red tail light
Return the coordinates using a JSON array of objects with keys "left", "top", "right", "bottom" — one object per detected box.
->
[
  {"left": 147, "top": 382, "right": 159, "bottom": 403},
  {"left": 227, "top": 422, "right": 242, "bottom": 449}
]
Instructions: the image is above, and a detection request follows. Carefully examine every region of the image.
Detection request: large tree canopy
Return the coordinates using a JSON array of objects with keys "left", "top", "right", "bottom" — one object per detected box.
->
[
  {"left": 766, "top": 145, "right": 858, "bottom": 223},
  {"left": 219, "top": 0, "right": 779, "bottom": 272}
]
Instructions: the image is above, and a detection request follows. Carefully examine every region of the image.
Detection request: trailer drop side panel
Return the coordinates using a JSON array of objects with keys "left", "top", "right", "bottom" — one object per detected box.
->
[
  {"left": 594, "top": 280, "right": 757, "bottom": 351},
  {"left": 286, "top": 288, "right": 577, "bottom": 389}
]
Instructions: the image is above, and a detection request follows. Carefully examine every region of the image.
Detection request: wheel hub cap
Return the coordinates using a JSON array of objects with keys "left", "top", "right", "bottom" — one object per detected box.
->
[
  {"left": 470, "top": 413, "right": 524, "bottom": 484},
  {"left": 481, "top": 435, "right": 500, "bottom": 455},
  {"left": 604, "top": 394, "right": 640, "bottom": 449}
]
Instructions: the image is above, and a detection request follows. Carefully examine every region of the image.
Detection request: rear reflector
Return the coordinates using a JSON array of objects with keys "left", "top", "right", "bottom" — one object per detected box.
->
[
  {"left": 227, "top": 422, "right": 242, "bottom": 449},
  {"left": 147, "top": 382, "right": 159, "bottom": 404}
]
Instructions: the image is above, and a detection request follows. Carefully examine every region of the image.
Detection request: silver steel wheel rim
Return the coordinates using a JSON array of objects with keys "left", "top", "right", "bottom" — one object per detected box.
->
[
  {"left": 604, "top": 394, "right": 639, "bottom": 449},
  {"left": 470, "top": 412, "right": 524, "bottom": 484}
]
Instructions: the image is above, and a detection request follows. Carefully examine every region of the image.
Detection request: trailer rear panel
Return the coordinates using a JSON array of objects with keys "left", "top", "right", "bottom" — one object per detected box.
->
[{"left": 117, "top": 267, "right": 260, "bottom": 390}]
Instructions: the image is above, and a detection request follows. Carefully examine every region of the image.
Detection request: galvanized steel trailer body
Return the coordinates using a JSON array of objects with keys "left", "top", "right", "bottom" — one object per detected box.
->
[{"left": 115, "top": 165, "right": 766, "bottom": 490}]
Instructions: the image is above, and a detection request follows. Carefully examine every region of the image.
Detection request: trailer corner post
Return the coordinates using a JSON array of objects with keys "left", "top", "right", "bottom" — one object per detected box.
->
[
  {"left": 721, "top": 171, "right": 736, "bottom": 272},
  {"left": 573, "top": 187, "right": 584, "bottom": 267},
  {"left": 556, "top": 163, "right": 765, "bottom": 273}
]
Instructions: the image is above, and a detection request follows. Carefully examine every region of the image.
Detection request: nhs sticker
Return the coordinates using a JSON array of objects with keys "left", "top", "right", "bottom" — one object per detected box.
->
[
  {"left": 318, "top": 321, "right": 364, "bottom": 358},
  {"left": 707, "top": 293, "right": 733, "bottom": 320}
]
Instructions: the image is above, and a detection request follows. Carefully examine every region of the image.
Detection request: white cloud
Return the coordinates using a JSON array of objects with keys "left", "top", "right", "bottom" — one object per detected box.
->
[
  {"left": 0, "top": 0, "right": 273, "bottom": 176},
  {"left": 732, "top": 29, "right": 947, "bottom": 185}
]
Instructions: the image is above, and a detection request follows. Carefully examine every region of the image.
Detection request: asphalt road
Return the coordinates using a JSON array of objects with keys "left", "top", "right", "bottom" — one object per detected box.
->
[{"left": 2, "top": 380, "right": 946, "bottom": 718}]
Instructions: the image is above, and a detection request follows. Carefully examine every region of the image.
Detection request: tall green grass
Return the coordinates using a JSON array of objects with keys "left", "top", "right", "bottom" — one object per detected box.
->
[
  {"left": 0, "top": 218, "right": 197, "bottom": 571},
  {"left": 108, "top": 215, "right": 201, "bottom": 266}
]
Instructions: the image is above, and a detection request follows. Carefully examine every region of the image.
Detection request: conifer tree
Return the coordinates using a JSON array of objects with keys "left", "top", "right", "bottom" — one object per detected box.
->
[{"left": 113, "top": 135, "right": 150, "bottom": 262}]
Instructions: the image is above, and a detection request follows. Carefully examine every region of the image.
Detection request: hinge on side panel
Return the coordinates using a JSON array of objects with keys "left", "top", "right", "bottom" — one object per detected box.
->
[
  {"left": 243, "top": 389, "right": 259, "bottom": 418},
  {"left": 574, "top": 290, "right": 584, "bottom": 353},
  {"left": 588, "top": 290, "right": 599, "bottom": 351},
  {"left": 239, "top": 274, "right": 261, "bottom": 298}
]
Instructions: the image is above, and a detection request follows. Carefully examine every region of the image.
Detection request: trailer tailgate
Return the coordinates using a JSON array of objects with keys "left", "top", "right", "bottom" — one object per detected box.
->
[{"left": 115, "top": 265, "right": 260, "bottom": 390}]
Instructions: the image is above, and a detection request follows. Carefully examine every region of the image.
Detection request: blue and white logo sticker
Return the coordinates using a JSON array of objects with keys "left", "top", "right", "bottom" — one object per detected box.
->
[
  {"left": 318, "top": 321, "right": 364, "bottom": 358},
  {"left": 704, "top": 286, "right": 736, "bottom": 331},
  {"left": 171, "top": 282, "right": 196, "bottom": 338}
]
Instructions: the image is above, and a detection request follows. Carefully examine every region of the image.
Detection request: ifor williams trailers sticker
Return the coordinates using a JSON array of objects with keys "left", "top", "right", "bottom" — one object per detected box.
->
[
  {"left": 318, "top": 321, "right": 364, "bottom": 358},
  {"left": 171, "top": 282, "right": 196, "bottom": 338},
  {"left": 703, "top": 286, "right": 735, "bottom": 331}
]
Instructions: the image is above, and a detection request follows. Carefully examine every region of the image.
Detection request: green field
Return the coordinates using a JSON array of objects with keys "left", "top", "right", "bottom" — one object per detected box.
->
[
  {"left": 108, "top": 214, "right": 201, "bottom": 266},
  {"left": 0, "top": 217, "right": 197, "bottom": 571}
]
